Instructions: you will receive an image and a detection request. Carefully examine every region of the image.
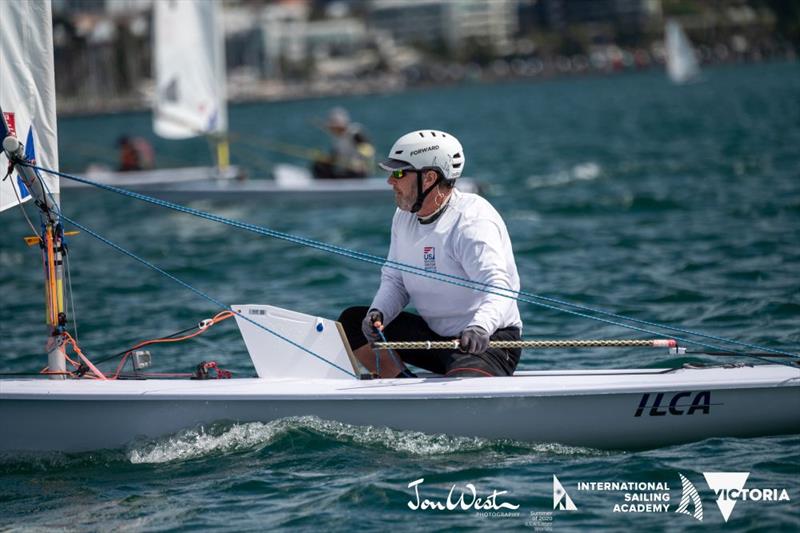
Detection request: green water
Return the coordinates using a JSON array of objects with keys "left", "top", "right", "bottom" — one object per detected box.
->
[{"left": 1, "top": 62, "right": 798, "bottom": 530}]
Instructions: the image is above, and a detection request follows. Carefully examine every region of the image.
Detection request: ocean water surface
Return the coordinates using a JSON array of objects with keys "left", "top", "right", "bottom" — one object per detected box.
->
[{"left": 1, "top": 62, "right": 799, "bottom": 531}]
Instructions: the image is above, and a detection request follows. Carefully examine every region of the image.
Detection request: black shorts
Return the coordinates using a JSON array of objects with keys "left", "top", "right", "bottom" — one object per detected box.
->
[{"left": 338, "top": 306, "right": 521, "bottom": 377}]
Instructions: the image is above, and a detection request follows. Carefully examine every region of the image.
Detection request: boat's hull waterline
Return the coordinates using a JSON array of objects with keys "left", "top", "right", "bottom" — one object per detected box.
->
[{"left": 2, "top": 365, "right": 798, "bottom": 452}]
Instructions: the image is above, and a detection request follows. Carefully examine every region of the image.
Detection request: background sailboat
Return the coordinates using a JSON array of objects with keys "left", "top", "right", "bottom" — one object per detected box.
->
[
  {"left": 63, "top": 1, "right": 480, "bottom": 201},
  {"left": 665, "top": 19, "right": 701, "bottom": 84},
  {"left": 68, "top": 0, "right": 241, "bottom": 191}
]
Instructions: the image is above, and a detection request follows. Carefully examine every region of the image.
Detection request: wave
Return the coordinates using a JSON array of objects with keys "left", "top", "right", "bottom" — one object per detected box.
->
[
  {"left": 526, "top": 162, "right": 602, "bottom": 189},
  {"left": 126, "top": 416, "right": 603, "bottom": 464}
]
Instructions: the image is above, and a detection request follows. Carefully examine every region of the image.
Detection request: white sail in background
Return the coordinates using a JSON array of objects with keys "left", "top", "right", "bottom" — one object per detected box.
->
[
  {"left": 153, "top": 0, "right": 228, "bottom": 139},
  {"left": 0, "top": 0, "right": 60, "bottom": 212},
  {"left": 665, "top": 20, "right": 700, "bottom": 84}
]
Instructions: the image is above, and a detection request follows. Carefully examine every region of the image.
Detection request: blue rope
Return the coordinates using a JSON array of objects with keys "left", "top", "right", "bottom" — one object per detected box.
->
[
  {"left": 28, "top": 175, "right": 355, "bottom": 378},
  {"left": 27, "top": 164, "right": 799, "bottom": 363},
  {"left": 372, "top": 328, "right": 407, "bottom": 377},
  {"left": 59, "top": 213, "right": 355, "bottom": 378}
]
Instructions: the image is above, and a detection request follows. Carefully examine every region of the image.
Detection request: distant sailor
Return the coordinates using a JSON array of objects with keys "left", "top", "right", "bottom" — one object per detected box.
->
[
  {"left": 311, "top": 107, "right": 374, "bottom": 179},
  {"left": 117, "top": 135, "right": 154, "bottom": 172},
  {"left": 339, "top": 130, "right": 522, "bottom": 378}
]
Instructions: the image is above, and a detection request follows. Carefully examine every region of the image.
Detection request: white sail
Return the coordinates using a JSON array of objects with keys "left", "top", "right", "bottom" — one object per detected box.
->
[
  {"left": 0, "top": 0, "right": 60, "bottom": 212},
  {"left": 153, "top": 0, "right": 228, "bottom": 139},
  {"left": 665, "top": 20, "right": 700, "bottom": 84}
]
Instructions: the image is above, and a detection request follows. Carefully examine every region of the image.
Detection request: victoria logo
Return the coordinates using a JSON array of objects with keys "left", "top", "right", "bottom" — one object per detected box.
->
[
  {"left": 553, "top": 475, "right": 577, "bottom": 511},
  {"left": 703, "top": 472, "right": 749, "bottom": 522},
  {"left": 703, "top": 472, "right": 790, "bottom": 522}
]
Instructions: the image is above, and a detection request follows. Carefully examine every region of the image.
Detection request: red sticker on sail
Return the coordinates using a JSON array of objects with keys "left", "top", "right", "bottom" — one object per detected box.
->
[{"left": 3, "top": 111, "right": 16, "bottom": 136}]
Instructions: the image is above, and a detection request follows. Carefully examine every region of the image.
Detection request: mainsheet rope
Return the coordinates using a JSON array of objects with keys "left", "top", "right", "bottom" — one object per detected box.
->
[{"left": 25, "top": 163, "right": 800, "bottom": 364}]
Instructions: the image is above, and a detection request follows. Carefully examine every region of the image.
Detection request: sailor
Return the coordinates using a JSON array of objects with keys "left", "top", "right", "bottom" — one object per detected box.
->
[
  {"left": 117, "top": 136, "right": 154, "bottom": 172},
  {"left": 339, "top": 130, "right": 523, "bottom": 378},
  {"left": 311, "top": 107, "right": 374, "bottom": 179}
]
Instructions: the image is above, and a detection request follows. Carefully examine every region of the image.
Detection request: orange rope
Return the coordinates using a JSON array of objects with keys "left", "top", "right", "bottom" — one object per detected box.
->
[
  {"left": 122, "top": 311, "right": 234, "bottom": 352},
  {"left": 63, "top": 332, "right": 107, "bottom": 380},
  {"left": 37, "top": 312, "right": 235, "bottom": 380},
  {"left": 112, "top": 311, "right": 234, "bottom": 378}
]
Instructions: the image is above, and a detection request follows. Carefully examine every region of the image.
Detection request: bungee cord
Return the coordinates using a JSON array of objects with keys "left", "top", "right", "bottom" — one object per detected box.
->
[{"left": 16, "top": 162, "right": 800, "bottom": 369}]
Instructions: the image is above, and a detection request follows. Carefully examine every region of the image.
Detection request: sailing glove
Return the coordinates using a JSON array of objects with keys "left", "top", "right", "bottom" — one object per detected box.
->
[
  {"left": 361, "top": 308, "right": 384, "bottom": 344},
  {"left": 459, "top": 325, "right": 490, "bottom": 354}
]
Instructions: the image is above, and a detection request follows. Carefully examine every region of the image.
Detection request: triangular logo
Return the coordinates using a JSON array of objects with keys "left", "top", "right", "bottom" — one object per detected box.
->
[
  {"left": 676, "top": 473, "right": 703, "bottom": 521},
  {"left": 703, "top": 472, "right": 749, "bottom": 522},
  {"left": 553, "top": 475, "right": 577, "bottom": 511}
]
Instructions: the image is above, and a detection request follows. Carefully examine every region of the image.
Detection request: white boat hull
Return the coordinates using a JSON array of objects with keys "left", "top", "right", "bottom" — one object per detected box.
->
[
  {"left": 64, "top": 165, "right": 243, "bottom": 189},
  {"left": 2, "top": 365, "right": 798, "bottom": 452},
  {"left": 63, "top": 163, "right": 481, "bottom": 202}
]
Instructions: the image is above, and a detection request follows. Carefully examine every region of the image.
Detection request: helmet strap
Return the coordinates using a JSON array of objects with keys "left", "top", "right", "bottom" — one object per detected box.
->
[{"left": 410, "top": 171, "right": 441, "bottom": 214}]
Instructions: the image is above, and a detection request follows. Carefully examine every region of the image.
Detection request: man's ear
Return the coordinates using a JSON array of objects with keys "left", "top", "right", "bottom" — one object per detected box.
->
[{"left": 423, "top": 169, "right": 439, "bottom": 187}]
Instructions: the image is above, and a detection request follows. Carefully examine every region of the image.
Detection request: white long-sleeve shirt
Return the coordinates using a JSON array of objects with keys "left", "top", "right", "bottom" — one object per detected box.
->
[{"left": 370, "top": 189, "right": 522, "bottom": 337}]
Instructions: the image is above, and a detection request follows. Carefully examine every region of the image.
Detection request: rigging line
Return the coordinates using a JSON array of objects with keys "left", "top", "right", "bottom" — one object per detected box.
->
[
  {"left": 95, "top": 324, "right": 207, "bottom": 366},
  {"left": 38, "top": 173, "right": 787, "bottom": 362},
  {"left": 27, "top": 164, "right": 800, "bottom": 360},
  {"left": 55, "top": 213, "right": 355, "bottom": 378},
  {"left": 64, "top": 251, "right": 79, "bottom": 342},
  {"left": 31, "top": 163, "right": 799, "bottom": 361},
  {"left": 10, "top": 175, "right": 41, "bottom": 242},
  {"left": 21, "top": 166, "right": 355, "bottom": 378},
  {"left": 57, "top": 213, "right": 354, "bottom": 378}
]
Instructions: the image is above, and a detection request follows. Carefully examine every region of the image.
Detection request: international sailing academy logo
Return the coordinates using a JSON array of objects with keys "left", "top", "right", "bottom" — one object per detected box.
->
[
  {"left": 553, "top": 475, "right": 577, "bottom": 511},
  {"left": 675, "top": 473, "right": 703, "bottom": 521},
  {"left": 703, "top": 472, "right": 791, "bottom": 522}
]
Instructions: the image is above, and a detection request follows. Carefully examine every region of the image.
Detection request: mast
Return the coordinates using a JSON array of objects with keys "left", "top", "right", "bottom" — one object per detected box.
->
[
  {"left": 2, "top": 131, "right": 68, "bottom": 378},
  {"left": 1, "top": 0, "right": 66, "bottom": 377}
]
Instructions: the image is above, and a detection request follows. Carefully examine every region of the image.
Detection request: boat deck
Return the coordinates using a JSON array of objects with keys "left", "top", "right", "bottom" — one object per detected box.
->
[{"left": 2, "top": 364, "right": 798, "bottom": 400}]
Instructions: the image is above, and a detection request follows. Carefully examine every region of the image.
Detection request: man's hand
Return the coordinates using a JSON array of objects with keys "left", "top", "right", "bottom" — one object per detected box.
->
[
  {"left": 459, "top": 325, "right": 490, "bottom": 354},
  {"left": 361, "top": 309, "right": 384, "bottom": 344}
]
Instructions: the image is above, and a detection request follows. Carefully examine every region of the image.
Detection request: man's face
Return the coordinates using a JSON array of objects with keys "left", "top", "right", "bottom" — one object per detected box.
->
[
  {"left": 388, "top": 169, "right": 417, "bottom": 211},
  {"left": 328, "top": 124, "right": 347, "bottom": 136}
]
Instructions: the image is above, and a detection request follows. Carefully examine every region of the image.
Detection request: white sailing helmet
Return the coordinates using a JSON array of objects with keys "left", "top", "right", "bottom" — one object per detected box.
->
[{"left": 378, "top": 130, "right": 465, "bottom": 181}]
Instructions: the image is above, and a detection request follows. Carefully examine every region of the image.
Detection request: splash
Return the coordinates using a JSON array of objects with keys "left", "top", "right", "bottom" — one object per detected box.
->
[
  {"left": 127, "top": 416, "right": 601, "bottom": 464},
  {"left": 128, "top": 421, "right": 284, "bottom": 464}
]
